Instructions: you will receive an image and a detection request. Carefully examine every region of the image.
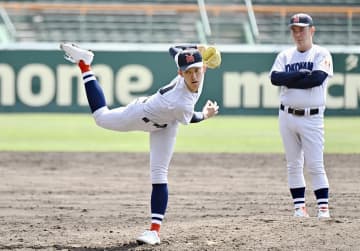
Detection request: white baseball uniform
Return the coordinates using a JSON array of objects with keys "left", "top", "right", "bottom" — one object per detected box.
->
[
  {"left": 270, "top": 44, "right": 333, "bottom": 191},
  {"left": 87, "top": 73, "right": 204, "bottom": 184},
  {"left": 60, "top": 41, "right": 213, "bottom": 241}
]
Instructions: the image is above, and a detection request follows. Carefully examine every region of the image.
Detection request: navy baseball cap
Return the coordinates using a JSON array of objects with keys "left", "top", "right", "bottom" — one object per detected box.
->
[
  {"left": 289, "top": 13, "right": 313, "bottom": 27},
  {"left": 175, "top": 49, "right": 203, "bottom": 71}
]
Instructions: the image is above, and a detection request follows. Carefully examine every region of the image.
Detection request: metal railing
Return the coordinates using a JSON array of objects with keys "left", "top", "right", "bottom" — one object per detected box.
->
[
  {"left": 1, "top": 2, "right": 360, "bottom": 44},
  {"left": 0, "top": 7, "right": 16, "bottom": 42}
]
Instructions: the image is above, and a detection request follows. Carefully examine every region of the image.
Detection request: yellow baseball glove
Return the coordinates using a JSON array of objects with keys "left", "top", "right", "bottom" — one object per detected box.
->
[{"left": 201, "top": 46, "right": 221, "bottom": 69}]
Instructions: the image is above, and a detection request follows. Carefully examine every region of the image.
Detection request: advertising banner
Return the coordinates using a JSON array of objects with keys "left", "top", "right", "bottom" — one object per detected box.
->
[{"left": 1, "top": 49, "right": 359, "bottom": 115}]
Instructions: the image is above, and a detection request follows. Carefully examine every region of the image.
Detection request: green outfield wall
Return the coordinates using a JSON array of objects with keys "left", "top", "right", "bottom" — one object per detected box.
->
[{"left": 0, "top": 48, "right": 359, "bottom": 115}]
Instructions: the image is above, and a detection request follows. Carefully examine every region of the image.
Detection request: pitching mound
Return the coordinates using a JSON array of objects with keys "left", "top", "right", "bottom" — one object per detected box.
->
[{"left": 0, "top": 152, "right": 359, "bottom": 250}]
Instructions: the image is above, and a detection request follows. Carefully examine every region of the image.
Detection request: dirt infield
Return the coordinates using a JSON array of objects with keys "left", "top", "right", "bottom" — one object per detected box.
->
[{"left": 0, "top": 152, "right": 359, "bottom": 251}]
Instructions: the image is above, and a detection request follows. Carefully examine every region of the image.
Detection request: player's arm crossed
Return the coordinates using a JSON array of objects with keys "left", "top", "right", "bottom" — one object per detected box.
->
[{"left": 270, "top": 70, "right": 328, "bottom": 89}]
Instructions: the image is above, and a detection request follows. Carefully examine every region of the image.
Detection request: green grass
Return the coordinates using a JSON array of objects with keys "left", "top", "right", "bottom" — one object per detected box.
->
[{"left": 0, "top": 114, "right": 359, "bottom": 153}]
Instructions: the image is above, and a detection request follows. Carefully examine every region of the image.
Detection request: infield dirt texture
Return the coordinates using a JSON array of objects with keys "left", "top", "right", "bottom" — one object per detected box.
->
[{"left": 0, "top": 152, "right": 359, "bottom": 250}]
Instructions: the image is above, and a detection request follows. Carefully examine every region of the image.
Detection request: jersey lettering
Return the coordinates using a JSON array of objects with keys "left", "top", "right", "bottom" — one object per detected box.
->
[{"left": 285, "top": 61, "right": 313, "bottom": 72}]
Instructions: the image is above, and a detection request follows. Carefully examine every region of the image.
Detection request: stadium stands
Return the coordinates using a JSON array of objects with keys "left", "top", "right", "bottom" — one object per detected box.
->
[
  {"left": 252, "top": 0, "right": 359, "bottom": 5},
  {"left": 1, "top": 0, "right": 359, "bottom": 5},
  {"left": 0, "top": 1, "right": 359, "bottom": 45}
]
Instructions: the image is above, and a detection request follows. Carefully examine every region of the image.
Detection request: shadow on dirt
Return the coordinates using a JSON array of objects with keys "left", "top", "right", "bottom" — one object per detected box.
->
[
  {"left": 0, "top": 243, "right": 153, "bottom": 251},
  {"left": 52, "top": 242, "right": 154, "bottom": 251}
]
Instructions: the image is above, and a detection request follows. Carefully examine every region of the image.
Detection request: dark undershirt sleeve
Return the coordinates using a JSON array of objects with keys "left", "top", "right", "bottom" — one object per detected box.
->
[
  {"left": 270, "top": 71, "right": 306, "bottom": 86},
  {"left": 285, "top": 70, "right": 328, "bottom": 89},
  {"left": 270, "top": 70, "right": 328, "bottom": 89},
  {"left": 190, "top": 111, "right": 204, "bottom": 123}
]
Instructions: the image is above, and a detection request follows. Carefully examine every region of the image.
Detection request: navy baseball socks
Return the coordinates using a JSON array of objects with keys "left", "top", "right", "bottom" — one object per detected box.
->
[
  {"left": 315, "top": 188, "right": 330, "bottom": 218},
  {"left": 150, "top": 183, "right": 168, "bottom": 233},
  {"left": 60, "top": 43, "right": 105, "bottom": 113},
  {"left": 78, "top": 61, "right": 107, "bottom": 113},
  {"left": 290, "top": 187, "right": 330, "bottom": 218},
  {"left": 290, "top": 187, "right": 309, "bottom": 217},
  {"left": 137, "top": 184, "right": 167, "bottom": 245}
]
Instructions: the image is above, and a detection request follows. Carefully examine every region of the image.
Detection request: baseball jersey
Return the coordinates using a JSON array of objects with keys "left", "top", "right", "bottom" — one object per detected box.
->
[
  {"left": 144, "top": 75, "right": 204, "bottom": 125},
  {"left": 270, "top": 44, "right": 333, "bottom": 108}
]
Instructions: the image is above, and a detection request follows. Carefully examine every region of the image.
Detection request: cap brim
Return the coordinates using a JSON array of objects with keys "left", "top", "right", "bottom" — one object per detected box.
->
[
  {"left": 289, "top": 23, "right": 311, "bottom": 27},
  {"left": 180, "top": 62, "right": 203, "bottom": 71}
]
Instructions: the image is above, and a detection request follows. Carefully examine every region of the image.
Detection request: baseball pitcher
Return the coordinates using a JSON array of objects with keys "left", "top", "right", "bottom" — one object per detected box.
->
[{"left": 60, "top": 42, "right": 221, "bottom": 244}]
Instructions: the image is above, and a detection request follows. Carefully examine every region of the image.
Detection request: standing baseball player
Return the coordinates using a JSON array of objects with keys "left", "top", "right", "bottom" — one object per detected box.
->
[
  {"left": 60, "top": 42, "right": 221, "bottom": 244},
  {"left": 269, "top": 13, "right": 333, "bottom": 218}
]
